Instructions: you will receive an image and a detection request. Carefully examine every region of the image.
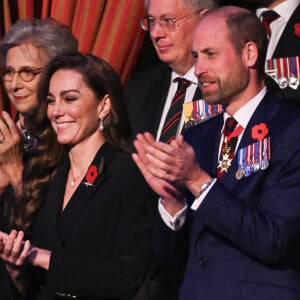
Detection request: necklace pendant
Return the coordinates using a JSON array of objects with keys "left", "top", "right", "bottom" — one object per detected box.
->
[{"left": 70, "top": 180, "right": 75, "bottom": 187}]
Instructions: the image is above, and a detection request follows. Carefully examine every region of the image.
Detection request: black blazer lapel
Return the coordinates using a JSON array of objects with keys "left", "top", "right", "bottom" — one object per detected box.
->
[
  {"left": 58, "top": 143, "right": 117, "bottom": 242},
  {"left": 32, "top": 157, "right": 69, "bottom": 250}
]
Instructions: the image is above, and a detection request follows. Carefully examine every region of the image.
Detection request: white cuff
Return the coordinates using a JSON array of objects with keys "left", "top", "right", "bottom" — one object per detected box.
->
[
  {"left": 191, "top": 178, "right": 217, "bottom": 210},
  {"left": 158, "top": 198, "right": 187, "bottom": 231}
]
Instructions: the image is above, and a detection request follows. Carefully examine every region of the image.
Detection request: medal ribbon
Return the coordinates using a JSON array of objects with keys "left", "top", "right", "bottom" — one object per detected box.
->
[{"left": 224, "top": 125, "right": 243, "bottom": 144}]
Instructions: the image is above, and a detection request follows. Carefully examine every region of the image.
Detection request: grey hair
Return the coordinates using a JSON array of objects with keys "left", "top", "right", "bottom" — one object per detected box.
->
[
  {"left": 0, "top": 17, "right": 78, "bottom": 66},
  {"left": 144, "top": 0, "right": 219, "bottom": 11}
]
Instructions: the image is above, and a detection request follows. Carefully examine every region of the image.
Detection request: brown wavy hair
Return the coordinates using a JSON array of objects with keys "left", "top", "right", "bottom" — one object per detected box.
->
[{"left": 11, "top": 114, "right": 65, "bottom": 236}]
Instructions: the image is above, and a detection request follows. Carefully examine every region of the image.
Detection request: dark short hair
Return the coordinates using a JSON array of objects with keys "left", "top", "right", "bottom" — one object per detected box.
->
[{"left": 204, "top": 7, "right": 267, "bottom": 79}]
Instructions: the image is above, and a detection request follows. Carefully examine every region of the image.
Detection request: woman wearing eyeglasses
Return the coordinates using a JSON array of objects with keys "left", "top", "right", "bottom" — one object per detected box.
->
[{"left": 0, "top": 18, "right": 78, "bottom": 299}]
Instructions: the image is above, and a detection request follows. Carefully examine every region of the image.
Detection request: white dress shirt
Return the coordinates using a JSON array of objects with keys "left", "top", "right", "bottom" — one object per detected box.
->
[{"left": 256, "top": 0, "right": 300, "bottom": 59}]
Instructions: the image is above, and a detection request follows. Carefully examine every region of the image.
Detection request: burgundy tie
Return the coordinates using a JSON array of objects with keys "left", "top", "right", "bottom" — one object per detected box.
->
[
  {"left": 217, "top": 117, "right": 241, "bottom": 178},
  {"left": 261, "top": 10, "right": 279, "bottom": 39},
  {"left": 160, "top": 78, "right": 190, "bottom": 144}
]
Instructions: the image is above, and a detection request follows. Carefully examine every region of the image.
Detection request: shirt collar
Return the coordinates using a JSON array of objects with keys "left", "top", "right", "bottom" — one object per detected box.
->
[
  {"left": 257, "top": 0, "right": 299, "bottom": 21},
  {"left": 171, "top": 66, "right": 198, "bottom": 85},
  {"left": 222, "top": 87, "right": 267, "bottom": 131}
]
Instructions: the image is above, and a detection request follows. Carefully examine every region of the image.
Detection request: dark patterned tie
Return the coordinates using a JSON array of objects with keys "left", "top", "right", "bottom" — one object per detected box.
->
[
  {"left": 217, "top": 117, "right": 240, "bottom": 178},
  {"left": 261, "top": 10, "right": 279, "bottom": 39},
  {"left": 160, "top": 78, "right": 191, "bottom": 144}
]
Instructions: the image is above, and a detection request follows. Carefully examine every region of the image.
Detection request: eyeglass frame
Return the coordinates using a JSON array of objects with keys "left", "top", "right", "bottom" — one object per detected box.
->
[
  {"left": 2, "top": 67, "right": 44, "bottom": 82},
  {"left": 140, "top": 10, "right": 202, "bottom": 32}
]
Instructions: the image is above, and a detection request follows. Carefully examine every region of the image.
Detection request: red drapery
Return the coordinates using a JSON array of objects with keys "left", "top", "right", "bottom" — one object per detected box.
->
[{"left": 0, "top": 0, "right": 146, "bottom": 116}]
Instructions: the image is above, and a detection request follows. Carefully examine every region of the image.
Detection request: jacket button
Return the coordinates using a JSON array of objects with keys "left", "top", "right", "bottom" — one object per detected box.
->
[{"left": 199, "top": 256, "right": 208, "bottom": 265}]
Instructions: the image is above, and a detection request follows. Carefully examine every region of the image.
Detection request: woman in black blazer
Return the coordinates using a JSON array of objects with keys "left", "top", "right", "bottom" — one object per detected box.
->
[{"left": 0, "top": 53, "right": 157, "bottom": 299}]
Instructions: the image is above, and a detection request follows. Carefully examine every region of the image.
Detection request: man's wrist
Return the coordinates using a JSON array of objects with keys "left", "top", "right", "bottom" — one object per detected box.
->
[{"left": 196, "top": 178, "right": 215, "bottom": 198}]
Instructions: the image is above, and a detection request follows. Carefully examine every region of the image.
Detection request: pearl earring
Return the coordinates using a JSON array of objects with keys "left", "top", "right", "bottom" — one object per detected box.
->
[{"left": 99, "top": 117, "right": 104, "bottom": 131}]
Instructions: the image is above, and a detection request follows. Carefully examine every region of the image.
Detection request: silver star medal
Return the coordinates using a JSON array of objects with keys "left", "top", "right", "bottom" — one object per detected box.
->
[
  {"left": 289, "top": 74, "right": 299, "bottom": 90},
  {"left": 218, "top": 153, "right": 232, "bottom": 173}
]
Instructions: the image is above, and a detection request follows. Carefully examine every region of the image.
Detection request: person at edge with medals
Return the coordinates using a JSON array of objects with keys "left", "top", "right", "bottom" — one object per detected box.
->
[
  {"left": 132, "top": 6, "right": 300, "bottom": 299},
  {"left": 0, "top": 52, "right": 157, "bottom": 300},
  {"left": 0, "top": 18, "right": 78, "bottom": 300},
  {"left": 245, "top": 0, "right": 300, "bottom": 109}
]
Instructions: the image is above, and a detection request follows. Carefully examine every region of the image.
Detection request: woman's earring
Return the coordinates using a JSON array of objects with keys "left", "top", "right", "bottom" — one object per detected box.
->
[{"left": 99, "top": 117, "right": 104, "bottom": 131}]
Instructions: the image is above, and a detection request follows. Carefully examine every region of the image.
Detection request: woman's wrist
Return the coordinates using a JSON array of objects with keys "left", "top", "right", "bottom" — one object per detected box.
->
[{"left": 28, "top": 247, "right": 51, "bottom": 270}]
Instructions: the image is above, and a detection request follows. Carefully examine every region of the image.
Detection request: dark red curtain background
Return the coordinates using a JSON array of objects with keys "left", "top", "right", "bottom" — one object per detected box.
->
[{"left": 0, "top": 0, "right": 146, "bottom": 117}]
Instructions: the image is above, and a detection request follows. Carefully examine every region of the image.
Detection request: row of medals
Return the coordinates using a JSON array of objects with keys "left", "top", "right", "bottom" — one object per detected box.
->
[
  {"left": 219, "top": 140, "right": 270, "bottom": 180},
  {"left": 235, "top": 156, "right": 269, "bottom": 180},
  {"left": 267, "top": 71, "right": 299, "bottom": 90}
]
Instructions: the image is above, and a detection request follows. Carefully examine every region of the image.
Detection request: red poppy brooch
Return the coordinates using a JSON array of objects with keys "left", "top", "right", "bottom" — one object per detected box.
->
[
  {"left": 295, "top": 23, "right": 300, "bottom": 37},
  {"left": 83, "top": 157, "right": 104, "bottom": 187},
  {"left": 251, "top": 123, "right": 269, "bottom": 141}
]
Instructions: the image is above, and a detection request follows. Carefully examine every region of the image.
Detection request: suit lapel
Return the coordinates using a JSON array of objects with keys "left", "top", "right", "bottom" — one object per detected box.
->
[
  {"left": 185, "top": 113, "right": 224, "bottom": 178},
  {"left": 146, "top": 65, "right": 171, "bottom": 135},
  {"left": 58, "top": 143, "right": 117, "bottom": 242},
  {"left": 192, "top": 87, "right": 202, "bottom": 101}
]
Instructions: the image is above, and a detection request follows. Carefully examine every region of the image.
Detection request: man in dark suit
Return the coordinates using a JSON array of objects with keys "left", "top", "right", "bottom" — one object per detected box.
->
[
  {"left": 125, "top": 0, "right": 219, "bottom": 142},
  {"left": 133, "top": 6, "right": 300, "bottom": 299},
  {"left": 246, "top": 0, "right": 300, "bottom": 108}
]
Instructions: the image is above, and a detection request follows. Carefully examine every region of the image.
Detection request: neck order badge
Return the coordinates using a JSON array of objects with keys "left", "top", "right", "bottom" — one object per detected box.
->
[{"left": 217, "top": 117, "right": 243, "bottom": 178}]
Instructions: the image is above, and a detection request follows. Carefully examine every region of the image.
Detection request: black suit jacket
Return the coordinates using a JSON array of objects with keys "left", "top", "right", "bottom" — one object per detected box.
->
[
  {"left": 27, "top": 143, "right": 157, "bottom": 300},
  {"left": 265, "top": 3, "right": 300, "bottom": 108},
  {"left": 124, "top": 62, "right": 202, "bottom": 142}
]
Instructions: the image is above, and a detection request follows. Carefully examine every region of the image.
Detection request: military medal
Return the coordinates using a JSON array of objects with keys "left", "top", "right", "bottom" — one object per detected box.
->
[
  {"left": 265, "top": 56, "right": 300, "bottom": 90},
  {"left": 244, "top": 164, "right": 252, "bottom": 177},
  {"left": 260, "top": 138, "right": 271, "bottom": 170},
  {"left": 235, "top": 168, "right": 244, "bottom": 180},
  {"left": 236, "top": 137, "right": 271, "bottom": 179},
  {"left": 218, "top": 136, "right": 233, "bottom": 173},
  {"left": 252, "top": 160, "right": 260, "bottom": 172},
  {"left": 218, "top": 153, "right": 233, "bottom": 173},
  {"left": 218, "top": 123, "right": 243, "bottom": 176},
  {"left": 183, "top": 100, "right": 222, "bottom": 129},
  {"left": 278, "top": 76, "right": 288, "bottom": 89},
  {"left": 236, "top": 147, "right": 244, "bottom": 180},
  {"left": 289, "top": 74, "right": 299, "bottom": 89},
  {"left": 251, "top": 142, "right": 260, "bottom": 173},
  {"left": 243, "top": 147, "right": 252, "bottom": 177},
  {"left": 260, "top": 157, "right": 269, "bottom": 170}
]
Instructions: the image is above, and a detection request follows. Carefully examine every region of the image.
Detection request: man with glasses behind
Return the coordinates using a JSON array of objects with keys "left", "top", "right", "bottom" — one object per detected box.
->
[
  {"left": 125, "top": 0, "right": 219, "bottom": 144},
  {"left": 126, "top": 1, "right": 219, "bottom": 299}
]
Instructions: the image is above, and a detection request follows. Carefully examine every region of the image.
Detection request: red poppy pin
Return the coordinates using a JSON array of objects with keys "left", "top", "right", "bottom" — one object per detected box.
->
[
  {"left": 251, "top": 123, "right": 269, "bottom": 141},
  {"left": 294, "top": 23, "right": 300, "bottom": 36},
  {"left": 83, "top": 157, "right": 104, "bottom": 187}
]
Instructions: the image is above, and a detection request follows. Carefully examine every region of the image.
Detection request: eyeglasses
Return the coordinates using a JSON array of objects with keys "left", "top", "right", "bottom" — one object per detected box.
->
[
  {"left": 2, "top": 67, "right": 43, "bottom": 82},
  {"left": 140, "top": 10, "right": 200, "bottom": 32}
]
